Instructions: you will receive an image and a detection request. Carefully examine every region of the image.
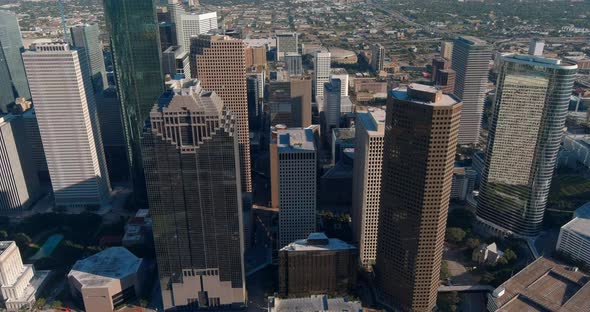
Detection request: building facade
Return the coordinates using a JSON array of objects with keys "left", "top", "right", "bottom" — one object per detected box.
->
[
  {"left": 180, "top": 12, "right": 217, "bottom": 51},
  {"left": 323, "top": 78, "right": 341, "bottom": 140},
  {"left": 276, "top": 32, "right": 298, "bottom": 61},
  {"left": 268, "top": 78, "right": 312, "bottom": 128},
  {"left": 23, "top": 43, "right": 111, "bottom": 207},
  {"left": 330, "top": 68, "right": 349, "bottom": 97},
  {"left": 95, "top": 87, "right": 127, "bottom": 181},
  {"left": 284, "top": 53, "right": 303, "bottom": 77},
  {"left": 70, "top": 23, "right": 108, "bottom": 92},
  {"left": 194, "top": 34, "right": 251, "bottom": 192},
  {"left": 270, "top": 128, "right": 317, "bottom": 247},
  {"left": 314, "top": 52, "right": 331, "bottom": 102},
  {"left": 371, "top": 43, "right": 385, "bottom": 73},
  {"left": 476, "top": 55, "right": 578, "bottom": 237},
  {"left": 162, "top": 45, "right": 191, "bottom": 79},
  {"left": 0, "top": 11, "right": 30, "bottom": 105},
  {"left": 376, "top": 84, "right": 461, "bottom": 312},
  {"left": 452, "top": 36, "right": 491, "bottom": 145},
  {"left": 22, "top": 109, "right": 48, "bottom": 179},
  {"left": 351, "top": 108, "right": 385, "bottom": 266},
  {"left": 142, "top": 79, "right": 246, "bottom": 310},
  {"left": 556, "top": 202, "right": 590, "bottom": 268}
]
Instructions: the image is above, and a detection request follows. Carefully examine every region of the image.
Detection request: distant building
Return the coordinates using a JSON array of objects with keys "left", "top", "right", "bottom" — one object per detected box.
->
[
  {"left": 246, "top": 45, "right": 267, "bottom": 68},
  {"left": 166, "top": 0, "right": 185, "bottom": 48},
  {"left": 472, "top": 243, "right": 504, "bottom": 265},
  {"left": 451, "top": 167, "right": 477, "bottom": 201},
  {"left": 352, "top": 108, "right": 385, "bottom": 267},
  {"left": 122, "top": 209, "right": 153, "bottom": 248},
  {"left": 279, "top": 233, "right": 358, "bottom": 297},
  {"left": 0, "top": 241, "right": 49, "bottom": 312},
  {"left": 68, "top": 247, "right": 147, "bottom": 312},
  {"left": 330, "top": 68, "right": 349, "bottom": 96},
  {"left": 431, "top": 56, "right": 450, "bottom": 82},
  {"left": 268, "top": 78, "right": 312, "bottom": 128},
  {"left": 95, "top": 87, "right": 127, "bottom": 181},
  {"left": 284, "top": 53, "right": 303, "bottom": 76},
  {"left": 331, "top": 128, "right": 355, "bottom": 164},
  {"left": 440, "top": 41, "right": 453, "bottom": 60},
  {"left": 320, "top": 149, "right": 354, "bottom": 207},
  {"left": 268, "top": 295, "right": 362, "bottom": 312},
  {"left": 162, "top": 45, "right": 191, "bottom": 79},
  {"left": 271, "top": 128, "right": 317, "bottom": 247},
  {"left": 556, "top": 202, "right": 590, "bottom": 268},
  {"left": 159, "top": 22, "right": 177, "bottom": 51},
  {"left": 179, "top": 12, "right": 218, "bottom": 50},
  {"left": 434, "top": 68, "right": 456, "bottom": 94},
  {"left": 452, "top": 36, "right": 492, "bottom": 145},
  {"left": 323, "top": 78, "right": 342, "bottom": 141},
  {"left": 487, "top": 257, "right": 590, "bottom": 311},
  {"left": 314, "top": 52, "right": 331, "bottom": 102},
  {"left": 528, "top": 38, "right": 545, "bottom": 56},
  {"left": 70, "top": 23, "right": 108, "bottom": 92},
  {"left": 0, "top": 114, "right": 41, "bottom": 212},
  {"left": 276, "top": 32, "right": 298, "bottom": 61},
  {"left": 0, "top": 11, "right": 30, "bottom": 107},
  {"left": 21, "top": 109, "right": 48, "bottom": 179},
  {"left": 371, "top": 43, "right": 384, "bottom": 73}
]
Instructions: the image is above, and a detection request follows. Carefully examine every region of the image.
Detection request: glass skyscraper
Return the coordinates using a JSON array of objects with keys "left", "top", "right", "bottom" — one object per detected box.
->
[
  {"left": 71, "top": 24, "right": 108, "bottom": 93},
  {"left": 103, "top": 0, "right": 163, "bottom": 201},
  {"left": 476, "top": 54, "right": 578, "bottom": 237},
  {"left": 0, "top": 10, "right": 30, "bottom": 110}
]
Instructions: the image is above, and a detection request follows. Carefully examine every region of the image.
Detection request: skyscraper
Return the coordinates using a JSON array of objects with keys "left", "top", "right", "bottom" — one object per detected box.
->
[
  {"left": 376, "top": 84, "right": 461, "bottom": 312},
  {"left": 476, "top": 55, "right": 577, "bottom": 237},
  {"left": 161, "top": 45, "right": 191, "bottom": 79},
  {"left": 452, "top": 36, "right": 491, "bottom": 145},
  {"left": 95, "top": 87, "right": 127, "bottom": 181},
  {"left": 352, "top": 107, "right": 385, "bottom": 267},
  {"left": 440, "top": 41, "right": 453, "bottom": 60},
  {"left": 330, "top": 68, "right": 349, "bottom": 97},
  {"left": 103, "top": 0, "right": 163, "bottom": 200},
  {"left": 276, "top": 32, "right": 298, "bottom": 61},
  {"left": 314, "top": 51, "right": 331, "bottom": 102},
  {"left": 143, "top": 79, "right": 245, "bottom": 309},
  {"left": 194, "top": 34, "right": 251, "bottom": 192},
  {"left": 270, "top": 128, "right": 317, "bottom": 247},
  {"left": 323, "top": 78, "right": 341, "bottom": 139},
  {"left": 528, "top": 38, "right": 545, "bottom": 56},
  {"left": 0, "top": 46, "right": 13, "bottom": 113},
  {"left": 0, "top": 114, "right": 41, "bottom": 212},
  {"left": 371, "top": 43, "right": 385, "bottom": 73},
  {"left": 180, "top": 12, "right": 218, "bottom": 50},
  {"left": 166, "top": 0, "right": 185, "bottom": 49},
  {"left": 268, "top": 78, "right": 312, "bottom": 128},
  {"left": 284, "top": 53, "right": 303, "bottom": 77},
  {"left": 431, "top": 56, "right": 450, "bottom": 83},
  {"left": 23, "top": 43, "right": 111, "bottom": 207},
  {"left": 435, "top": 69, "right": 456, "bottom": 94},
  {"left": 0, "top": 11, "right": 30, "bottom": 104},
  {"left": 70, "top": 24, "right": 108, "bottom": 92}
]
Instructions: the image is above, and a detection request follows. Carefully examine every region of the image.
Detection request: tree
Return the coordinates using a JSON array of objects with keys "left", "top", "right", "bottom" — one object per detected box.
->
[
  {"left": 437, "top": 291, "right": 460, "bottom": 312},
  {"left": 34, "top": 298, "right": 46, "bottom": 309},
  {"left": 499, "top": 248, "right": 517, "bottom": 264},
  {"left": 13, "top": 233, "right": 32, "bottom": 249},
  {"left": 140, "top": 298, "right": 149, "bottom": 308},
  {"left": 445, "top": 227, "right": 466, "bottom": 243},
  {"left": 50, "top": 300, "right": 63, "bottom": 309},
  {"left": 447, "top": 208, "right": 476, "bottom": 230},
  {"left": 440, "top": 260, "right": 451, "bottom": 280},
  {"left": 466, "top": 238, "right": 481, "bottom": 249},
  {"left": 0, "top": 230, "right": 8, "bottom": 240}
]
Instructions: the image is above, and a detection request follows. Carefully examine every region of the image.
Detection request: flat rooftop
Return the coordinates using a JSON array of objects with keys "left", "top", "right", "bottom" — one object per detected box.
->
[
  {"left": 280, "top": 233, "right": 357, "bottom": 252},
  {"left": 390, "top": 84, "right": 460, "bottom": 107},
  {"left": 561, "top": 202, "right": 590, "bottom": 237},
  {"left": 356, "top": 107, "right": 386, "bottom": 133},
  {"left": 332, "top": 128, "right": 355, "bottom": 142},
  {"left": 504, "top": 54, "right": 578, "bottom": 70},
  {"left": 490, "top": 257, "right": 590, "bottom": 312},
  {"left": 68, "top": 247, "right": 142, "bottom": 288},
  {"left": 458, "top": 35, "right": 488, "bottom": 46},
  {"left": 276, "top": 128, "right": 316, "bottom": 153},
  {"left": 270, "top": 295, "right": 361, "bottom": 312}
]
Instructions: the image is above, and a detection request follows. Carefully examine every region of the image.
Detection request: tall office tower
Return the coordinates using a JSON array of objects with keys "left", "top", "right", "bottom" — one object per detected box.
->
[
  {"left": 351, "top": 108, "right": 385, "bottom": 266},
  {"left": 0, "top": 115, "right": 41, "bottom": 212},
  {"left": 528, "top": 38, "right": 545, "bottom": 56},
  {"left": 247, "top": 75, "right": 261, "bottom": 131},
  {"left": 70, "top": 24, "right": 108, "bottom": 92},
  {"left": 245, "top": 46, "right": 267, "bottom": 68},
  {"left": 103, "top": 0, "right": 163, "bottom": 201},
  {"left": 330, "top": 68, "right": 349, "bottom": 96},
  {"left": 270, "top": 128, "right": 317, "bottom": 247},
  {"left": 376, "top": 84, "right": 461, "bottom": 312},
  {"left": 23, "top": 43, "right": 111, "bottom": 207},
  {"left": 0, "top": 11, "right": 30, "bottom": 104},
  {"left": 371, "top": 43, "right": 385, "bottom": 73},
  {"left": 323, "top": 78, "right": 341, "bottom": 139},
  {"left": 162, "top": 45, "right": 191, "bottom": 79},
  {"left": 452, "top": 36, "right": 492, "bottom": 145},
  {"left": 268, "top": 78, "right": 312, "bottom": 128},
  {"left": 180, "top": 12, "right": 217, "bottom": 50},
  {"left": 440, "top": 41, "right": 453, "bottom": 60},
  {"left": 22, "top": 109, "right": 48, "bottom": 179},
  {"left": 0, "top": 47, "right": 12, "bottom": 113},
  {"left": 194, "top": 34, "right": 251, "bottom": 192},
  {"left": 431, "top": 56, "right": 450, "bottom": 83},
  {"left": 435, "top": 69, "right": 456, "bottom": 94},
  {"left": 95, "top": 87, "right": 127, "bottom": 181},
  {"left": 476, "top": 55, "right": 577, "bottom": 237},
  {"left": 143, "top": 79, "right": 245, "bottom": 309},
  {"left": 166, "top": 0, "right": 185, "bottom": 49},
  {"left": 284, "top": 53, "right": 303, "bottom": 76},
  {"left": 314, "top": 52, "right": 331, "bottom": 102},
  {"left": 276, "top": 32, "right": 298, "bottom": 61},
  {"left": 159, "top": 22, "right": 177, "bottom": 51}
]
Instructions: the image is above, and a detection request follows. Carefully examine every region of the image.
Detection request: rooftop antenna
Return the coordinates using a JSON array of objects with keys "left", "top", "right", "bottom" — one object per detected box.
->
[{"left": 60, "top": 0, "right": 68, "bottom": 43}]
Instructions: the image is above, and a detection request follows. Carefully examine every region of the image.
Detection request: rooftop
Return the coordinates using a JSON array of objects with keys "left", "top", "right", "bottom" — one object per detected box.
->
[
  {"left": 332, "top": 128, "right": 355, "bottom": 142},
  {"left": 356, "top": 107, "right": 386, "bottom": 133},
  {"left": 504, "top": 54, "right": 578, "bottom": 70},
  {"left": 561, "top": 202, "right": 590, "bottom": 237},
  {"left": 276, "top": 128, "right": 316, "bottom": 153},
  {"left": 280, "top": 233, "right": 357, "bottom": 252},
  {"left": 458, "top": 35, "right": 489, "bottom": 46},
  {"left": 269, "top": 295, "right": 361, "bottom": 312},
  {"left": 0, "top": 241, "right": 15, "bottom": 256},
  {"left": 68, "top": 247, "right": 143, "bottom": 289},
  {"left": 490, "top": 257, "right": 590, "bottom": 312},
  {"left": 391, "top": 83, "right": 460, "bottom": 107}
]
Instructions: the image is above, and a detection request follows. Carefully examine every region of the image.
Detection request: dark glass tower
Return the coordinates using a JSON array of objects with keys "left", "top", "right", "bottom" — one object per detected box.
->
[
  {"left": 103, "top": 0, "right": 163, "bottom": 202},
  {"left": 143, "top": 79, "right": 246, "bottom": 310},
  {"left": 476, "top": 55, "right": 578, "bottom": 237},
  {"left": 0, "top": 10, "right": 30, "bottom": 111}
]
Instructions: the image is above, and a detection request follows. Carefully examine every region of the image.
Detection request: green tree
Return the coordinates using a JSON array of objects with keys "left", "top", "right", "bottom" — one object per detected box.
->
[
  {"left": 440, "top": 260, "right": 451, "bottom": 280},
  {"left": 437, "top": 291, "right": 460, "bottom": 312},
  {"left": 466, "top": 238, "right": 481, "bottom": 249},
  {"left": 34, "top": 298, "right": 47, "bottom": 309},
  {"left": 13, "top": 232, "right": 32, "bottom": 249},
  {"left": 50, "top": 300, "right": 63, "bottom": 309},
  {"left": 0, "top": 230, "right": 8, "bottom": 240},
  {"left": 140, "top": 298, "right": 149, "bottom": 308},
  {"left": 445, "top": 227, "right": 466, "bottom": 243}
]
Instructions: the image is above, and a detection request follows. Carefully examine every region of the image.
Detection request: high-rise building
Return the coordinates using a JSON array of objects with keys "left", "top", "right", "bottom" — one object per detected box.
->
[
  {"left": 440, "top": 41, "right": 453, "bottom": 60},
  {"left": 70, "top": 24, "right": 108, "bottom": 92},
  {"left": 0, "top": 11, "right": 30, "bottom": 106},
  {"left": 247, "top": 75, "right": 261, "bottom": 131},
  {"left": 158, "top": 22, "right": 177, "bottom": 51},
  {"left": 431, "top": 56, "right": 450, "bottom": 83},
  {"left": 0, "top": 114, "right": 41, "bottom": 212},
  {"left": 371, "top": 43, "right": 385, "bottom": 73},
  {"left": 0, "top": 46, "right": 13, "bottom": 113},
  {"left": 22, "top": 109, "right": 48, "bottom": 179},
  {"left": 476, "top": 55, "right": 577, "bottom": 237},
  {"left": 330, "top": 68, "right": 349, "bottom": 97},
  {"left": 276, "top": 32, "right": 298, "bottom": 61},
  {"left": 162, "top": 45, "right": 191, "bottom": 79},
  {"left": 270, "top": 128, "right": 317, "bottom": 247},
  {"left": 376, "top": 84, "right": 461, "bottom": 312},
  {"left": 180, "top": 12, "right": 217, "bottom": 51},
  {"left": 452, "top": 36, "right": 491, "bottom": 145},
  {"left": 314, "top": 52, "right": 331, "bottom": 102},
  {"left": 245, "top": 46, "right": 267, "bottom": 68},
  {"left": 194, "top": 34, "right": 251, "bottom": 192},
  {"left": 143, "top": 79, "right": 246, "bottom": 309},
  {"left": 166, "top": 0, "right": 185, "bottom": 50},
  {"left": 268, "top": 78, "right": 312, "bottom": 128},
  {"left": 23, "top": 43, "right": 111, "bottom": 207},
  {"left": 95, "top": 87, "right": 127, "bottom": 181},
  {"left": 351, "top": 108, "right": 385, "bottom": 267},
  {"left": 528, "top": 38, "right": 545, "bottom": 56},
  {"left": 323, "top": 78, "right": 341, "bottom": 140},
  {"left": 103, "top": 0, "right": 163, "bottom": 201},
  {"left": 434, "top": 69, "right": 456, "bottom": 94},
  {"left": 284, "top": 53, "right": 303, "bottom": 77}
]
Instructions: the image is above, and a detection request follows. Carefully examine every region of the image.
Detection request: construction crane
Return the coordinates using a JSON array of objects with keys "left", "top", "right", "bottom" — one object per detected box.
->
[{"left": 59, "top": 0, "right": 68, "bottom": 43}]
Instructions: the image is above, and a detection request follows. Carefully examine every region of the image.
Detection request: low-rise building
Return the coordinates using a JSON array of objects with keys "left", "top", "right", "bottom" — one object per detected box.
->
[
  {"left": 556, "top": 202, "right": 590, "bottom": 268},
  {"left": 331, "top": 128, "right": 355, "bottom": 164},
  {"left": 487, "top": 257, "right": 590, "bottom": 311},
  {"left": 451, "top": 167, "right": 477, "bottom": 201},
  {"left": 279, "top": 233, "right": 357, "bottom": 297},
  {"left": 68, "top": 247, "right": 147, "bottom": 312},
  {"left": 472, "top": 243, "right": 504, "bottom": 265},
  {"left": 122, "top": 209, "right": 153, "bottom": 248},
  {"left": 268, "top": 295, "right": 362, "bottom": 312}
]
